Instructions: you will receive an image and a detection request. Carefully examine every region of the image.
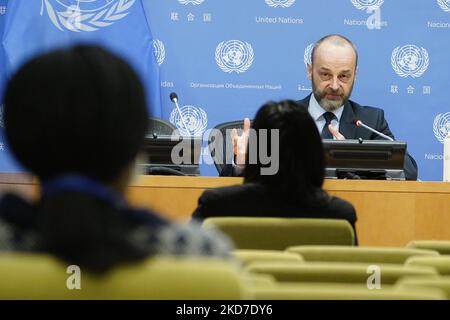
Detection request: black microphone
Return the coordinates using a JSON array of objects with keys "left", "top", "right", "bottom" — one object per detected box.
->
[
  {"left": 169, "top": 92, "right": 190, "bottom": 136},
  {"left": 354, "top": 119, "right": 394, "bottom": 141},
  {"left": 169, "top": 92, "right": 178, "bottom": 103}
]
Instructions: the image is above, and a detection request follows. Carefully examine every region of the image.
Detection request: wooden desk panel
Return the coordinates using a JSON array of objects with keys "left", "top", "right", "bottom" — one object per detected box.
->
[
  {"left": 126, "top": 176, "right": 239, "bottom": 221},
  {"left": 126, "top": 176, "right": 450, "bottom": 247},
  {"left": 1, "top": 174, "right": 449, "bottom": 247},
  {"left": 0, "top": 173, "right": 35, "bottom": 201}
]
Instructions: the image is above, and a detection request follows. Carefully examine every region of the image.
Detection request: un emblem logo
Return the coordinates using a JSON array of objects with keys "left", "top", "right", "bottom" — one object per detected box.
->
[
  {"left": 433, "top": 113, "right": 450, "bottom": 143},
  {"left": 152, "top": 40, "right": 166, "bottom": 66},
  {"left": 391, "top": 45, "right": 429, "bottom": 78},
  {"left": 215, "top": 40, "right": 254, "bottom": 74},
  {"left": 265, "top": 0, "right": 296, "bottom": 8},
  {"left": 350, "top": 0, "right": 384, "bottom": 10},
  {"left": 303, "top": 43, "right": 314, "bottom": 67},
  {"left": 40, "top": 0, "right": 136, "bottom": 32},
  {"left": 437, "top": 0, "right": 450, "bottom": 12},
  {"left": 169, "top": 105, "right": 208, "bottom": 136},
  {"left": 178, "top": 0, "right": 205, "bottom": 5}
]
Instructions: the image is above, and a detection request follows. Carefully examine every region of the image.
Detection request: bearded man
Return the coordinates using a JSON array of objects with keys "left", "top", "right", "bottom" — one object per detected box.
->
[{"left": 223, "top": 34, "right": 418, "bottom": 180}]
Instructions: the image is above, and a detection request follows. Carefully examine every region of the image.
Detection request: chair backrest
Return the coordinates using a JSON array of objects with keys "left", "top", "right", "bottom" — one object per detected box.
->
[
  {"left": 250, "top": 282, "right": 446, "bottom": 300},
  {"left": 286, "top": 245, "right": 439, "bottom": 264},
  {"left": 0, "top": 253, "right": 247, "bottom": 299},
  {"left": 147, "top": 117, "right": 177, "bottom": 137},
  {"left": 233, "top": 249, "right": 303, "bottom": 266},
  {"left": 208, "top": 120, "right": 251, "bottom": 174},
  {"left": 407, "top": 240, "right": 450, "bottom": 255},
  {"left": 241, "top": 273, "right": 277, "bottom": 289},
  {"left": 245, "top": 261, "right": 439, "bottom": 285},
  {"left": 203, "top": 217, "right": 355, "bottom": 249},
  {"left": 405, "top": 256, "right": 450, "bottom": 276},
  {"left": 396, "top": 276, "right": 450, "bottom": 299}
]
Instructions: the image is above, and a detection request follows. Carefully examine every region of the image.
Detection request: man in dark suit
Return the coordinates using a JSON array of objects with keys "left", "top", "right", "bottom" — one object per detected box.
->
[{"left": 222, "top": 34, "right": 418, "bottom": 180}]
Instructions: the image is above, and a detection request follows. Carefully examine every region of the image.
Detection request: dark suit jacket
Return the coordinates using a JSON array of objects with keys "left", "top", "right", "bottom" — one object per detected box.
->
[
  {"left": 192, "top": 183, "right": 358, "bottom": 245},
  {"left": 221, "top": 95, "right": 418, "bottom": 180}
]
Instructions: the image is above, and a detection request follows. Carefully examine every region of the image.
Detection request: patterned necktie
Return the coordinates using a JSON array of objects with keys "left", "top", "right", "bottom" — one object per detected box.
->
[{"left": 321, "top": 112, "right": 336, "bottom": 139}]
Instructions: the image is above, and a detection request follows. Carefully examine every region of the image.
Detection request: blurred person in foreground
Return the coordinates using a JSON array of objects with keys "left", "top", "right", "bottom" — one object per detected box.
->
[{"left": 0, "top": 45, "right": 232, "bottom": 273}]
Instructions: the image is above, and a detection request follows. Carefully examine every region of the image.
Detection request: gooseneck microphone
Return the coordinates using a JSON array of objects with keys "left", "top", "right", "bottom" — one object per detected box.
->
[
  {"left": 354, "top": 119, "right": 394, "bottom": 141},
  {"left": 169, "top": 92, "right": 190, "bottom": 136}
]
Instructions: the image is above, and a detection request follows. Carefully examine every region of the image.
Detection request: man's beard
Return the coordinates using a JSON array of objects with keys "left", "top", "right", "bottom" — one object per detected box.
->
[{"left": 312, "top": 77, "right": 354, "bottom": 112}]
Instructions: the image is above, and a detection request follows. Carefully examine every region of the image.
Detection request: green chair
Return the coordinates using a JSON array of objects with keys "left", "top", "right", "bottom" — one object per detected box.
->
[
  {"left": 405, "top": 256, "right": 450, "bottom": 275},
  {"left": 203, "top": 217, "right": 355, "bottom": 250},
  {"left": 241, "top": 273, "right": 277, "bottom": 288},
  {"left": 233, "top": 250, "right": 303, "bottom": 266},
  {"left": 407, "top": 240, "right": 450, "bottom": 255},
  {"left": 245, "top": 261, "right": 439, "bottom": 285},
  {"left": 286, "top": 246, "right": 438, "bottom": 264},
  {"left": 396, "top": 276, "right": 450, "bottom": 299},
  {"left": 250, "top": 282, "right": 445, "bottom": 300},
  {"left": 0, "top": 253, "right": 248, "bottom": 299}
]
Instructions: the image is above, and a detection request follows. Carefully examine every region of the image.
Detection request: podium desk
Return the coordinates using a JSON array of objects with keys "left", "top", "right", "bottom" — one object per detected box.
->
[{"left": 126, "top": 176, "right": 450, "bottom": 247}]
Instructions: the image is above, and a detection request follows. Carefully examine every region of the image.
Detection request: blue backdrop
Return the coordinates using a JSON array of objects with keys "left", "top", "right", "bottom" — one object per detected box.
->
[{"left": 1, "top": 0, "right": 450, "bottom": 181}]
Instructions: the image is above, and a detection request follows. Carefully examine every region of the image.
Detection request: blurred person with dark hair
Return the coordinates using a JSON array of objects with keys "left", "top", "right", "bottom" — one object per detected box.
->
[
  {"left": 193, "top": 100, "right": 358, "bottom": 243},
  {"left": 0, "top": 45, "right": 232, "bottom": 273}
]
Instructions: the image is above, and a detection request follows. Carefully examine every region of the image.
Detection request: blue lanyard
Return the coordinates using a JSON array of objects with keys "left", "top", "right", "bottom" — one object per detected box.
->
[{"left": 41, "top": 175, "right": 127, "bottom": 209}]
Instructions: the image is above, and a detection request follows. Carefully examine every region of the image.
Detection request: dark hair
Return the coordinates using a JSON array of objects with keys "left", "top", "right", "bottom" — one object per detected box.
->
[
  {"left": 311, "top": 34, "right": 358, "bottom": 68},
  {"left": 3, "top": 45, "right": 149, "bottom": 273},
  {"left": 244, "top": 100, "right": 326, "bottom": 204},
  {"left": 4, "top": 45, "right": 148, "bottom": 182}
]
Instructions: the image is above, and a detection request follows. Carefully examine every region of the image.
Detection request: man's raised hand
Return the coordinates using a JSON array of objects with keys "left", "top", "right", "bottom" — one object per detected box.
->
[{"left": 231, "top": 118, "right": 251, "bottom": 167}]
